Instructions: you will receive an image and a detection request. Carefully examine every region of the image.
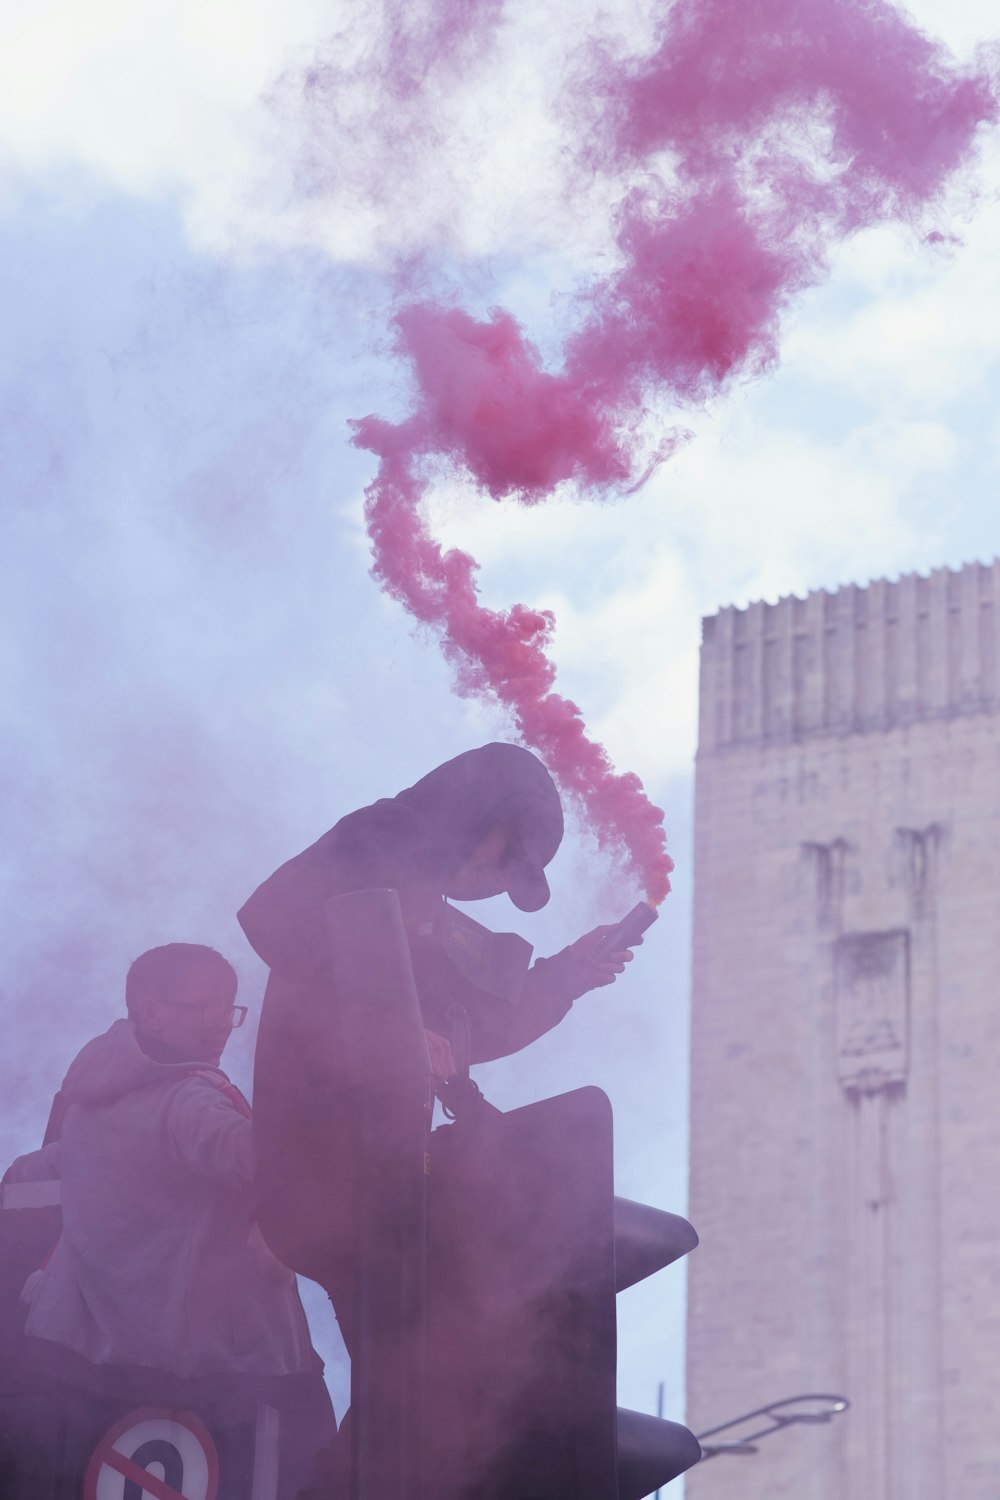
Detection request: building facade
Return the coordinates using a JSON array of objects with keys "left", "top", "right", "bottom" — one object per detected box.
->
[{"left": 686, "top": 562, "right": 1000, "bottom": 1499}]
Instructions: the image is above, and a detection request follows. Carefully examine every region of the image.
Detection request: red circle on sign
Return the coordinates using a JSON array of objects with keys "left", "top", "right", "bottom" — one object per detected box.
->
[{"left": 83, "top": 1406, "right": 220, "bottom": 1500}]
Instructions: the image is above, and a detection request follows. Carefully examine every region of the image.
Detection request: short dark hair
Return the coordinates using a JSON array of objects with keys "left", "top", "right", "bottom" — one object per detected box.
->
[{"left": 125, "top": 943, "right": 237, "bottom": 1017}]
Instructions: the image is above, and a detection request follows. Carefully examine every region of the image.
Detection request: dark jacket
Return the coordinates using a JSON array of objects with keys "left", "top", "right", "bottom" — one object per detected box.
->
[
  {"left": 237, "top": 745, "right": 594, "bottom": 1327},
  {"left": 239, "top": 742, "right": 564, "bottom": 978},
  {"left": 238, "top": 742, "right": 593, "bottom": 1062}
]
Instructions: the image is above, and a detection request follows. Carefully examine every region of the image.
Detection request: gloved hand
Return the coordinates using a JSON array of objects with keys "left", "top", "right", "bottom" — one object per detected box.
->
[{"left": 530, "top": 925, "right": 642, "bottom": 1008}]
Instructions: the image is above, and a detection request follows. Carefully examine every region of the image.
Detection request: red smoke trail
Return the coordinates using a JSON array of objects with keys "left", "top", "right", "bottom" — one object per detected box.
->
[{"left": 350, "top": 0, "right": 995, "bottom": 902}]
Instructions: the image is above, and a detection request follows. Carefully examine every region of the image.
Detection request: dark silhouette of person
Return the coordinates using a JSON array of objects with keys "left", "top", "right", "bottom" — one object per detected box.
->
[{"left": 237, "top": 743, "right": 637, "bottom": 1349}]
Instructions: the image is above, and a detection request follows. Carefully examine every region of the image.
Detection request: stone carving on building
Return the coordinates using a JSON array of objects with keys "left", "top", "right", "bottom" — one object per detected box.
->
[
  {"left": 894, "top": 824, "right": 942, "bottom": 918},
  {"left": 834, "top": 930, "right": 909, "bottom": 1094},
  {"left": 802, "top": 837, "right": 848, "bottom": 931}
]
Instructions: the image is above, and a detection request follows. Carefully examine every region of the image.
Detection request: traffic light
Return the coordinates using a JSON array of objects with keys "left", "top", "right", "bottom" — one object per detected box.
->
[
  {"left": 424, "top": 1086, "right": 701, "bottom": 1499},
  {"left": 253, "top": 886, "right": 701, "bottom": 1499}
]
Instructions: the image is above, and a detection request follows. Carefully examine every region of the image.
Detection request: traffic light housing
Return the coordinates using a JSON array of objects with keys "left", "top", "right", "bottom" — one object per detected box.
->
[
  {"left": 424, "top": 1086, "right": 701, "bottom": 1499},
  {"left": 251, "top": 886, "right": 701, "bottom": 1499}
]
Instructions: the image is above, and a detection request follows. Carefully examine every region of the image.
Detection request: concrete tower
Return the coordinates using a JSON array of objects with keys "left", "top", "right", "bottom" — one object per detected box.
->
[{"left": 686, "top": 561, "right": 1000, "bottom": 1500}]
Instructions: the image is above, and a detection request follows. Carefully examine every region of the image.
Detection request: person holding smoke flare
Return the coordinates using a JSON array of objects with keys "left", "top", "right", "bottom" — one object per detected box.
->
[{"left": 238, "top": 741, "right": 639, "bottom": 1345}]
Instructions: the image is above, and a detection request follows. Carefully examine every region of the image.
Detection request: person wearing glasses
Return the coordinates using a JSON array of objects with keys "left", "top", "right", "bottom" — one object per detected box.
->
[{"left": 4, "top": 942, "right": 335, "bottom": 1498}]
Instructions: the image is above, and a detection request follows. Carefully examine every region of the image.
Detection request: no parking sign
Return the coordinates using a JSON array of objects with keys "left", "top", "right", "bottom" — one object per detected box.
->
[{"left": 83, "top": 1407, "right": 220, "bottom": 1500}]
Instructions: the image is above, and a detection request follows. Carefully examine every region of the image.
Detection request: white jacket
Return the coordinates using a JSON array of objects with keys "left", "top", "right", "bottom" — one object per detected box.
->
[{"left": 13, "top": 1019, "right": 315, "bottom": 1379}]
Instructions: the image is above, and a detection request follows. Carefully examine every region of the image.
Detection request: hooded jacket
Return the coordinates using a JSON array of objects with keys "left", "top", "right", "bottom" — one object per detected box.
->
[
  {"left": 237, "top": 745, "right": 601, "bottom": 1317},
  {"left": 16, "top": 1019, "right": 314, "bottom": 1380},
  {"left": 237, "top": 742, "right": 591, "bottom": 1061},
  {"left": 238, "top": 743, "right": 565, "bottom": 980}
]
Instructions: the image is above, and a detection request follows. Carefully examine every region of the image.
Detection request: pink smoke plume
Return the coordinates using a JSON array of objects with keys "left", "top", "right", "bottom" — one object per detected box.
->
[{"left": 350, "top": 0, "right": 995, "bottom": 903}]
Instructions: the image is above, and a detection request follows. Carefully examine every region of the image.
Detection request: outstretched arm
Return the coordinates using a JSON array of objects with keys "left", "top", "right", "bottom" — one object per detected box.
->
[
  {"left": 469, "top": 925, "right": 639, "bottom": 1063},
  {"left": 166, "top": 1076, "right": 254, "bottom": 1190}
]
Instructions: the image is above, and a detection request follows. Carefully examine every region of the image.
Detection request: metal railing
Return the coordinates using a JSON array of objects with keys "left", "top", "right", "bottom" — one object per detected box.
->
[
  {"left": 652, "top": 1388, "right": 849, "bottom": 1496},
  {"left": 696, "top": 1392, "right": 850, "bottom": 1460}
]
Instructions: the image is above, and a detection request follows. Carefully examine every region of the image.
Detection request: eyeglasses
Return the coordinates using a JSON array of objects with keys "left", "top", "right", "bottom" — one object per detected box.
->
[{"left": 154, "top": 1000, "right": 248, "bottom": 1030}]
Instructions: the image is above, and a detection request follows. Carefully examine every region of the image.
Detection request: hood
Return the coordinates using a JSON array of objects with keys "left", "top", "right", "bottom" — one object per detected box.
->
[
  {"left": 394, "top": 742, "right": 564, "bottom": 911},
  {"left": 60, "top": 1019, "right": 225, "bottom": 1107},
  {"left": 238, "top": 742, "right": 567, "bottom": 974}
]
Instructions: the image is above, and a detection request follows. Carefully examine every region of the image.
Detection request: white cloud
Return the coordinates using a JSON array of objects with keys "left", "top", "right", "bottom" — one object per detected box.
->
[
  {"left": 417, "top": 386, "right": 955, "bottom": 785},
  {"left": 0, "top": 2, "right": 326, "bottom": 225},
  {"left": 2, "top": 0, "right": 996, "bottom": 789},
  {"left": 902, "top": 0, "right": 1000, "bottom": 55},
  {"left": 785, "top": 174, "right": 1000, "bottom": 412},
  {"left": 0, "top": 0, "right": 636, "bottom": 264}
]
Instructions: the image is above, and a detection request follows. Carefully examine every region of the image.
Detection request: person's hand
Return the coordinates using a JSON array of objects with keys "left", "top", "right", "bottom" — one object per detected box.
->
[{"left": 562, "top": 925, "right": 642, "bottom": 990}]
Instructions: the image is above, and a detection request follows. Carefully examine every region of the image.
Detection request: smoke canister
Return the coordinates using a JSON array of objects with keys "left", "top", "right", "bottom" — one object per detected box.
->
[{"left": 590, "top": 900, "right": 659, "bottom": 962}]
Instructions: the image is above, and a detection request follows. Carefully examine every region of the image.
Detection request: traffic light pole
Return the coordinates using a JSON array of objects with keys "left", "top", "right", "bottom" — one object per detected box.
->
[
  {"left": 325, "top": 888, "right": 434, "bottom": 1500},
  {"left": 351, "top": 1076, "right": 432, "bottom": 1500}
]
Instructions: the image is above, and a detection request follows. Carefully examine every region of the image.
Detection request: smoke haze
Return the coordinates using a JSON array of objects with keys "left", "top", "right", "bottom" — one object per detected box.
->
[
  {"left": 3, "top": 0, "right": 999, "bottom": 1425},
  {"left": 335, "top": 0, "right": 995, "bottom": 900}
]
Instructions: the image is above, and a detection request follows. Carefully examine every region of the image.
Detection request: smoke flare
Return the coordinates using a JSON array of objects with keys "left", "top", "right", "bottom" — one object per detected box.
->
[{"left": 349, "top": 0, "right": 995, "bottom": 900}]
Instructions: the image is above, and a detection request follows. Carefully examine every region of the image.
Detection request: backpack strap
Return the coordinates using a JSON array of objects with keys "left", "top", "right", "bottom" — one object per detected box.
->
[
  {"left": 186, "top": 1069, "right": 252, "bottom": 1120},
  {"left": 37, "top": 1067, "right": 252, "bottom": 1152}
]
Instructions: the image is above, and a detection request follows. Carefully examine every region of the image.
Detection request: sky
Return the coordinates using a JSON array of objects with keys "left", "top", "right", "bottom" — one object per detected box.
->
[{"left": 1, "top": 0, "right": 999, "bottom": 1451}]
